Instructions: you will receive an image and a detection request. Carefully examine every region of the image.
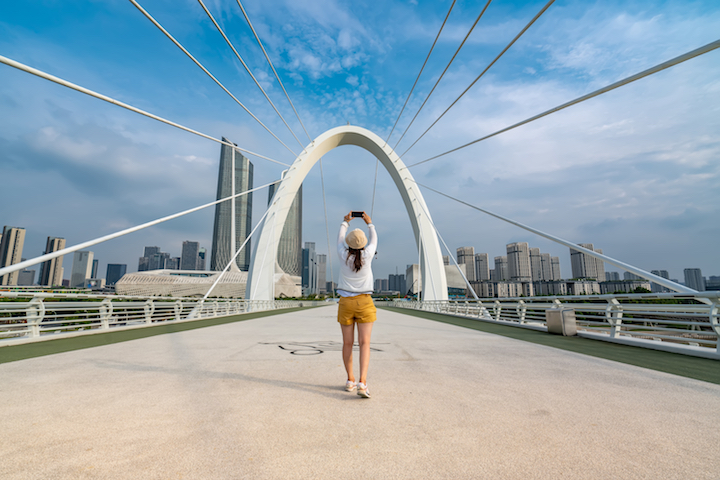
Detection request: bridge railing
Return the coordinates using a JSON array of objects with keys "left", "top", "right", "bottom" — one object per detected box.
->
[
  {"left": 391, "top": 292, "right": 720, "bottom": 359},
  {"left": 0, "top": 292, "right": 324, "bottom": 344}
]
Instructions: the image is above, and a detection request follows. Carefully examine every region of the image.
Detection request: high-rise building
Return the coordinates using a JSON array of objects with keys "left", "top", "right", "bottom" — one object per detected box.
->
[
  {"left": 456, "top": 247, "right": 476, "bottom": 282},
  {"left": 166, "top": 257, "right": 180, "bottom": 270},
  {"left": 316, "top": 254, "right": 327, "bottom": 293},
  {"left": 106, "top": 264, "right": 127, "bottom": 286},
  {"left": 507, "top": 242, "right": 531, "bottom": 282},
  {"left": 442, "top": 255, "right": 450, "bottom": 265},
  {"left": 551, "top": 257, "right": 561, "bottom": 280},
  {"left": 0, "top": 226, "right": 26, "bottom": 286},
  {"left": 211, "top": 138, "right": 253, "bottom": 272},
  {"left": 494, "top": 256, "right": 509, "bottom": 281},
  {"left": 649, "top": 269, "right": 670, "bottom": 293},
  {"left": 570, "top": 244, "right": 604, "bottom": 281},
  {"left": 17, "top": 261, "right": 35, "bottom": 286},
  {"left": 71, "top": 251, "right": 94, "bottom": 288},
  {"left": 684, "top": 268, "right": 705, "bottom": 291},
  {"left": 389, "top": 273, "right": 406, "bottom": 294},
  {"left": 624, "top": 272, "right": 642, "bottom": 281},
  {"left": 605, "top": 271, "right": 620, "bottom": 281},
  {"left": 540, "top": 253, "right": 552, "bottom": 281},
  {"left": 181, "top": 241, "right": 200, "bottom": 271},
  {"left": 406, "top": 264, "right": 421, "bottom": 296},
  {"left": 91, "top": 259, "right": 99, "bottom": 279},
  {"left": 302, "top": 242, "right": 317, "bottom": 295},
  {"left": 529, "top": 248, "right": 543, "bottom": 281},
  {"left": 197, "top": 248, "right": 206, "bottom": 271},
  {"left": 148, "top": 252, "right": 170, "bottom": 271},
  {"left": 138, "top": 246, "right": 160, "bottom": 272},
  {"left": 374, "top": 278, "right": 389, "bottom": 292},
  {"left": 474, "top": 253, "right": 490, "bottom": 281},
  {"left": 39, "top": 236, "right": 66, "bottom": 286},
  {"left": 268, "top": 184, "right": 302, "bottom": 277}
]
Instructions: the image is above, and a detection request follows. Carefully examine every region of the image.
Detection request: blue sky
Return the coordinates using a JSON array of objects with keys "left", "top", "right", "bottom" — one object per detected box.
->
[{"left": 1, "top": 0, "right": 718, "bottom": 284}]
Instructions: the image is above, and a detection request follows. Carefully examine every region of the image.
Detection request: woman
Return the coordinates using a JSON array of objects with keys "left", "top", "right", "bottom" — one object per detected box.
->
[{"left": 337, "top": 211, "right": 377, "bottom": 398}]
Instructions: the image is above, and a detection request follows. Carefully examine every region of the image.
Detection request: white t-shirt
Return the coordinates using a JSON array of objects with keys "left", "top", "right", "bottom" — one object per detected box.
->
[{"left": 336, "top": 221, "right": 377, "bottom": 296}]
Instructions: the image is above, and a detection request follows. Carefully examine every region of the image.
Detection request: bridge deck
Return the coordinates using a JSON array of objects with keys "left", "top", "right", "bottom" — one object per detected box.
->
[{"left": 2, "top": 305, "right": 719, "bottom": 479}]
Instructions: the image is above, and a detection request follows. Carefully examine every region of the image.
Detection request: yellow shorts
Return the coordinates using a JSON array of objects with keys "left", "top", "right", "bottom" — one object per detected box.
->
[{"left": 337, "top": 294, "right": 377, "bottom": 325}]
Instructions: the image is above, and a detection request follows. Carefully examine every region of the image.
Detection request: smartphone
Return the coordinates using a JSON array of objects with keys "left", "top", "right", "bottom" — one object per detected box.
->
[{"left": 351, "top": 211, "right": 364, "bottom": 217}]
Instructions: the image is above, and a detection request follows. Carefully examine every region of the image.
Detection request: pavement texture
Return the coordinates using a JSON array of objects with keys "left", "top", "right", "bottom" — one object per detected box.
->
[{"left": 1, "top": 305, "right": 719, "bottom": 479}]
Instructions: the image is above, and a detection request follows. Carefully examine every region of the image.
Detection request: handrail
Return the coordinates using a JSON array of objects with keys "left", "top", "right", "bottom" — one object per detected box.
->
[
  {"left": 391, "top": 293, "right": 720, "bottom": 359},
  {"left": 0, "top": 292, "right": 326, "bottom": 345}
]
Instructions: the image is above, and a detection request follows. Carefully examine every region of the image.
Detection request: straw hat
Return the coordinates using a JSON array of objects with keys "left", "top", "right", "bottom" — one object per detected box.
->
[{"left": 346, "top": 228, "right": 368, "bottom": 249}]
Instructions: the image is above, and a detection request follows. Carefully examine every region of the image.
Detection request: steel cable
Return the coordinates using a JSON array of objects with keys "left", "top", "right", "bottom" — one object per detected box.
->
[
  {"left": 236, "top": 0, "right": 312, "bottom": 141},
  {"left": 129, "top": 0, "right": 298, "bottom": 158},
  {"left": 400, "top": 0, "right": 555, "bottom": 157},
  {"left": 406, "top": 39, "right": 720, "bottom": 168},
  {"left": 392, "top": 0, "right": 492, "bottom": 150},
  {"left": 198, "top": 0, "right": 305, "bottom": 150},
  {"left": 0, "top": 54, "right": 290, "bottom": 167}
]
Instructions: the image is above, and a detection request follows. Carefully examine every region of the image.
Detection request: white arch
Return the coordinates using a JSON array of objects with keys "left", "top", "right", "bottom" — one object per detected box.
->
[{"left": 246, "top": 125, "right": 448, "bottom": 301}]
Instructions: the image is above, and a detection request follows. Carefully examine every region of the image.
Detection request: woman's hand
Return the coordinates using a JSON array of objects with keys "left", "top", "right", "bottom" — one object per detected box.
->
[
  {"left": 344, "top": 212, "right": 352, "bottom": 223},
  {"left": 362, "top": 212, "right": 372, "bottom": 225}
]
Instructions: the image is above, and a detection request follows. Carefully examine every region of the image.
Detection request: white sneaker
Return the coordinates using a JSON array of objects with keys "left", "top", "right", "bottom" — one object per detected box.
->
[
  {"left": 357, "top": 382, "right": 371, "bottom": 398},
  {"left": 345, "top": 380, "right": 357, "bottom": 392}
]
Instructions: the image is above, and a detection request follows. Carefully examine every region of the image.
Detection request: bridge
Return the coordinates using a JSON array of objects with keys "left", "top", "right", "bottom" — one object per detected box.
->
[{"left": 1, "top": 1, "right": 719, "bottom": 477}]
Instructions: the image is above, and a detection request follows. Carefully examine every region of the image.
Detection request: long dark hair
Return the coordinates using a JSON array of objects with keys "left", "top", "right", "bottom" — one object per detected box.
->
[{"left": 347, "top": 247, "right": 364, "bottom": 272}]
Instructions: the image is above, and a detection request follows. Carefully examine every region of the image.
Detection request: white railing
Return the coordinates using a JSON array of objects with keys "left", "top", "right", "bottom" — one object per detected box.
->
[
  {"left": 391, "top": 292, "right": 720, "bottom": 359},
  {"left": 0, "top": 292, "right": 325, "bottom": 345}
]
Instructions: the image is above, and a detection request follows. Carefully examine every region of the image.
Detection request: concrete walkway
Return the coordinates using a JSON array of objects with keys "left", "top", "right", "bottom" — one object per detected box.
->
[{"left": 1, "top": 305, "right": 719, "bottom": 479}]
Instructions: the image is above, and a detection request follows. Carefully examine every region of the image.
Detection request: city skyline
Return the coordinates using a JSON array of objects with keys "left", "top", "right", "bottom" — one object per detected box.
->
[{"left": 1, "top": 1, "right": 718, "bottom": 286}]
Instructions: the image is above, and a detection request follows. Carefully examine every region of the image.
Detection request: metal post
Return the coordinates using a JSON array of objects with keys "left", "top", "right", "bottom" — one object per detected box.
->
[{"left": 100, "top": 298, "right": 112, "bottom": 330}]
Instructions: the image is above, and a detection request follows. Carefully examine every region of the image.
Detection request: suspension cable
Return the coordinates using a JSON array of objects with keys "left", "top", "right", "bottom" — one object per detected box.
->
[
  {"left": 370, "top": 159, "right": 380, "bottom": 218},
  {"left": 393, "top": 0, "right": 491, "bottom": 150},
  {"left": 129, "top": 0, "right": 298, "bottom": 158},
  {"left": 319, "top": 158, "right": 336, "bottom": 299},
  {"left": 371, "top": 0, "right": 458, "bottom": 217},
  {"left": 0, "top": 54, "right": 290, "bottom": 167},
  {"left": 0, "top": 179, "right": 281, "bottom": 278},
  {"left": 413, "top": 193, "right": 479, "bottom": 300},
  {"left": 384, "top": 0, "right": 457, "bottom": 146},
  {"left": 198, "top": 0, "right": 305, "bottom": 150},
  {"left": 196, "top": 204, "right": 272, "bottom": 307},
  {"left": 400, "top": 0, "right": 555, "bottom": 157},
  {"left": 236, "top": 0, "right": 312, "bottom": 142},
  {"left": 405, "top": 38, "right": 720, "bottom": 168},
  {"left": 406, "top": 178, "right": 696, "bottom": 294}
]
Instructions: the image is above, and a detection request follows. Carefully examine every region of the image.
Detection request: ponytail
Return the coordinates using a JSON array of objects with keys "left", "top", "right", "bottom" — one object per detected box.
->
[{"left": 347, "top": 248, "right": 364, "bottom": 272}]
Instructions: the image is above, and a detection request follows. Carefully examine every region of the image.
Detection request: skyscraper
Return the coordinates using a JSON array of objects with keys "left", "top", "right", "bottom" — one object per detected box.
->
[
  {"left": 302, "top": 242, "right": 317, "bottom": 295},
  {"left": 316, "top": 254, "right": 327, "bottom": 293},
  {"left": 474, "top": 253, "right": 490, "bottom": 281},
  {"left": 494, "top": 256, "right": 509, "bottom": 281},
  {"left": 39, "top": 236, "right": 66, "bottom": 286},
  {"left": 211, "top": 138, "right": 253, "bottom": 272},
  {"left": 389, "top": 273, "right": 406, "bottom": 294},
  {"left": 456, "top": 247, "right": 476, "bottom": 282},
  {"left": 529, "top": 248, "right": 543, "bottom": 281},
  {"left": 0, "top": 226, "right": 26, "bottom": 286},
  {"left": 551, "top": 257, "right": 561, "bottom": 280},
  {"left": 507, "top": 242, "right": 531, "bottom": 282},
  {"left": 268, "top": 184, "right": 302, "bottom": 276},
  {"left": 181, "top": 241, "right": 200, "bottom": 271},
  {"left": 684, "top": 268, "right": 705, "bottom": 291},
  {"left": 106, "top": 264, "right": 127, "bottom": 286},
  {"left": 540, "top": 253, "right": 552, "bottom": 281},
  {"left": 570, "top": 244, "right": 605, "bottom": 281},
  {"left": 71, "top": 251, "right": 94, "bottom": 288},
  {"left": 197, "top": 248, "right": 206, "bottom": 270},
  {"left": 650, "top": 269, "right": 670, "bottom": 293}
]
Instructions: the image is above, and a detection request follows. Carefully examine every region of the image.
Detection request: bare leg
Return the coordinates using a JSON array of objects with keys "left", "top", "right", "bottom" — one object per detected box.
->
[
  {"left": 357, "top": 322, "right": 374, "bottom": 384},
  {"left": 340, "top": 323, "right": 355, "bottom": 382}
]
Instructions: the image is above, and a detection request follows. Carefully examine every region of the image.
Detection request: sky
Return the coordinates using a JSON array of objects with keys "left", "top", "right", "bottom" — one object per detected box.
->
[{"left": 1, "top": 0, "right": 719, "bottom": 285}]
